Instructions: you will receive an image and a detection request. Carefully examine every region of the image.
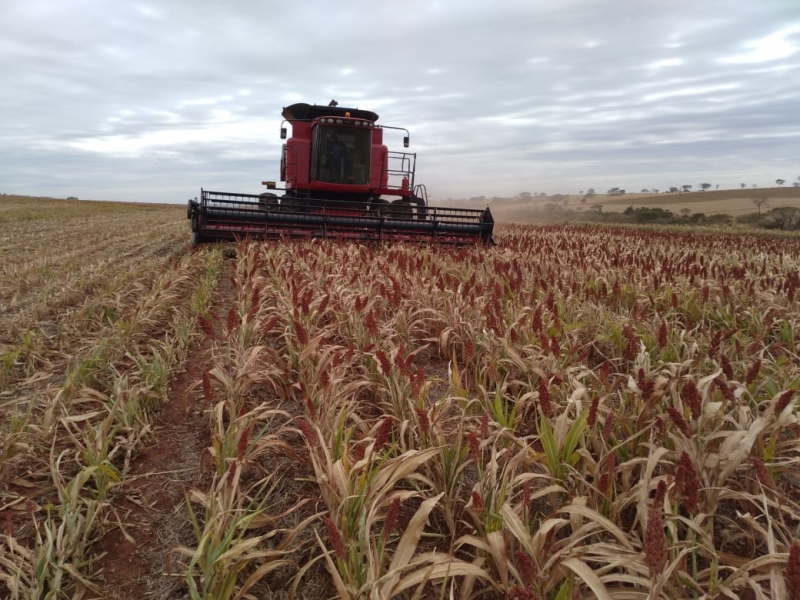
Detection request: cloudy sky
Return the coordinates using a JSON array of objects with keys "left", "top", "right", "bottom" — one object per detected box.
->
[{"left": 1, "top": 0, "right": 799, "bottom": 203}]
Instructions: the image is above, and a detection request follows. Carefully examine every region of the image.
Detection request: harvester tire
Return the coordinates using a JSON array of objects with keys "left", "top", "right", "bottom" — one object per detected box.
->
[
  {"left": 389, "top": 200, "right": 413, "bottom": 220},
  {"left": 368, "top": 197, "right": 389, "bottom": 212},
  {"left": 259, "top": 193, "right": 279, "bottom": 211},
  {"left": 280, "top": 195, "right": 308, "bottom": 212},
  {"left": 410, "top": 196, "right": 427, "bottom": 220}
]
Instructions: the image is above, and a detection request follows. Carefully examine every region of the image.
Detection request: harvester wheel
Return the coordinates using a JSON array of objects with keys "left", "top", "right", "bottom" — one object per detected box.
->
[
  {"left": 191, "top": 230, "right": 203, "bottom": 246},
  {"left": 280, "top": 195, "right": 308, "bottom": 212},
  {"left": 368, "top": 197, "right": 389, "bottom": 212},
  {"left": 259, "top": 193, "right": 279, "bottom": 211},
  {"left": 389, "top": 200, "right": 413, "bottom": 220},
  {"left": 410, "top": 196, "right": 427, "bottom": 220}
]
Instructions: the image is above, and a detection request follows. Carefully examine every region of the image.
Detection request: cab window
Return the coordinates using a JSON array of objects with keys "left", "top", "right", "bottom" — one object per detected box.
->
[{"left": 313, "top": 126, "right": 371, "bottom": 184}]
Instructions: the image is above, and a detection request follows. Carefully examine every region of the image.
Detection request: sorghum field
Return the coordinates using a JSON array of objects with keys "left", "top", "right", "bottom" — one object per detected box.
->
[{"left": 2, "top": 195, "right": 800, "bottom": 599}]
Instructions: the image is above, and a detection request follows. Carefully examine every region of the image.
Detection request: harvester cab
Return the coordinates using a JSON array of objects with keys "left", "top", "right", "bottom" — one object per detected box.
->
[{"left": 187, "top": 101, "right": 494, "bottom": 245}]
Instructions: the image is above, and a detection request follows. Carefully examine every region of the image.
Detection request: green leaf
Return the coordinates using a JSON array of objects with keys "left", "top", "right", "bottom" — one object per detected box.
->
[{"left": 562, "top": 409, "right": 588, "bottom": 467}]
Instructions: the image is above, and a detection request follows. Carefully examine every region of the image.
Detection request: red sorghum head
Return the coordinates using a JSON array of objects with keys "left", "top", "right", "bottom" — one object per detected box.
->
[
  {"left": 588, "top": 396, "right": 600, "bottom": 428},
  {"left": 414, "top": 407, "right": 430, "bottom": 435},
  {"left": 752, "top": 456, "right": 777, "bottom": 492},
  {"left": 468, "top": 430, "right": 480, "bottom": 462},
  {"left": 382, "top": 497, "right": 401, "bottom": 542},
  {"left": 515, "top": 549, "right": 537, "bottom": 587},
  {"left": 785, "top": 540, "right": 800, "bottom": 600},
  {"left": 681, "top": 380, "right": 702, "bottom": 421},
  {"left": 324, "top": 516, "right": 346, "bottom": 560},
  {"left": 537, "top": 380, "right": 553, "bottom": 418},
  {"left": 667, "top": 407, "right": 694, "bottom": 437},
  {"left": 644, "top": 507, "right": 667, "bottom": 580},
  {"left": 374, "top": 416, "right": 393, "bottom": 452},
  {"left": 674, "top": 452, "right": 700, "bottom": 514}
]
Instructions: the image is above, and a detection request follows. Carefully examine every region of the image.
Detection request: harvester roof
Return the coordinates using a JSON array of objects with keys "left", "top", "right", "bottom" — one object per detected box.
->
[{"left": 281, "top": 102, "right": 379, "bottom": 123}]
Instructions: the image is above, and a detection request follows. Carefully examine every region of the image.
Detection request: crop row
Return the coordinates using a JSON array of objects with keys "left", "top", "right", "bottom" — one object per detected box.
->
[{"left": 0, "top": 199, "right": 218, "bottom": 598}]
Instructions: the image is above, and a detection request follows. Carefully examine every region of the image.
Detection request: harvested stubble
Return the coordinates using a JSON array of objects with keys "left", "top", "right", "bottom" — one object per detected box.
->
[{"left": 1, "top": 196, "right": 223, "bottom": 598}]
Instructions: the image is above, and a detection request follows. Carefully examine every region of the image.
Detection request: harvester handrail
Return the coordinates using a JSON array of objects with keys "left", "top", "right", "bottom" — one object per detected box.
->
[{"left": 384, "top": 151, "right": 416, "bottom": 191}]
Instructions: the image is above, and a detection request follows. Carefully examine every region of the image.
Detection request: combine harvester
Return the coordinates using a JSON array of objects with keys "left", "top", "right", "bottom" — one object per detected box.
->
[{"left": 187, "top": 101, "right": 494, "bottom": 245}]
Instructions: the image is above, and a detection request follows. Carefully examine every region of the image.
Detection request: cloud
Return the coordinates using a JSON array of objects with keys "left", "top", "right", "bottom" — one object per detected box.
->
[
  {"left": 0, "top": 0, "right": 798, "bottom": 203},
  {"left": 719, "top": 24, "right": 800, "bottom": 64}
]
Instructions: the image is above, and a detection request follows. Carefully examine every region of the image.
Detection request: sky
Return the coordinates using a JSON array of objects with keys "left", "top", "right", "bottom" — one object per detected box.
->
[{"left": 1, "top": 0, "right": 799, "bottom": 204}]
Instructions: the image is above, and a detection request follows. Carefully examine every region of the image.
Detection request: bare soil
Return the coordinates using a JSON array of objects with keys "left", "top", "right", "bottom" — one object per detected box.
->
[{"left": 92, "top": 258, "right": 235, "bottom": 599}]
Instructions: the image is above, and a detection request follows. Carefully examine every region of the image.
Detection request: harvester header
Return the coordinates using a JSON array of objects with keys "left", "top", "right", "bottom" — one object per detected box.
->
[{"left": 187, "top": 101, "right": 494, "bottom": 245}]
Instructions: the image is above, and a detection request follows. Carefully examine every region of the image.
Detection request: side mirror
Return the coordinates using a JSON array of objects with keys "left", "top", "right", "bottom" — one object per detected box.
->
[
  {"left": 280, "top": 127, "right": 287, "bottom": 139},
  {"left": 403, "top": 135, "right": 409, "bottom": 148}
]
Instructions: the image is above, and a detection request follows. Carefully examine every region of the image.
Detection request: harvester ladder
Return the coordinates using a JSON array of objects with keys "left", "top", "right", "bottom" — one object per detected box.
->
[{"left": 414, "top": 184, "right": 429, "bottom": 207}]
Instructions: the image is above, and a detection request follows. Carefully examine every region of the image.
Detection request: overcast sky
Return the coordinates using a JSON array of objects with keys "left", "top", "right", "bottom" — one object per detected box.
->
[{"left": 1, "top": 0, "right": 799, "bottom": 203}]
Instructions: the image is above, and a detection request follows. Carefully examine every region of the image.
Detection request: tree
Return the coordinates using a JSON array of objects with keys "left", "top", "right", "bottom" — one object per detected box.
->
[
  {"left": 752, "top": 184, "right": 758, "bottom": 188},
  {"left": 706, "top": 213, "right": 733, "bottom": 227},
  {"left": 751, "top": 195, "right": 769, "bottom": 215},
  {"left": 776, "top": 179, "right": 785, "bottom": 187},
  {"left": 669, "top": 187, "right": 679, "bottom": 193},
  {"left": 585, "top": 188, "right": 596, "bottom": 197},
  {"left": 641, "top": 188, "right": 650, "bottom": 193},
  {"left": 627, "top": 206, "right": 675, "bottom": 223},
  {"left": 652, "top": 188, "right": 659, "bottom": 194},
  {"left": 681, "top": 184, "right": 692, "bottom": 193},
  {"left": 767, "top": 207, "right": 800, "bottom": 230},
  {"left": 700, "top": 183, "right": 711, "bottom": 192},
  {"left": 518, "top": 191, "right": 531, "bottom": 198},
  {"left": 741, "top": 183, "right": 747, "bottom": 189}
]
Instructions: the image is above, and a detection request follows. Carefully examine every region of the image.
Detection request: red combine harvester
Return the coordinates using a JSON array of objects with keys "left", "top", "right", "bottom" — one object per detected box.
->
[{"left": 187, "top": 101, "right": 495, "bottom": 245}]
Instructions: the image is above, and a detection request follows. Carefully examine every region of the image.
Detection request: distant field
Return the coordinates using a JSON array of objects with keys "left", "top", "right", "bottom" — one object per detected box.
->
[
  {"left": 598, "top": 187, "right": 800, "bottom": 216},
  {"left": 0, "top": 194, "right": 182, "bottom": 223},
  {"left": 452, "top": 187, "right": 800, "bottom": 223}
]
